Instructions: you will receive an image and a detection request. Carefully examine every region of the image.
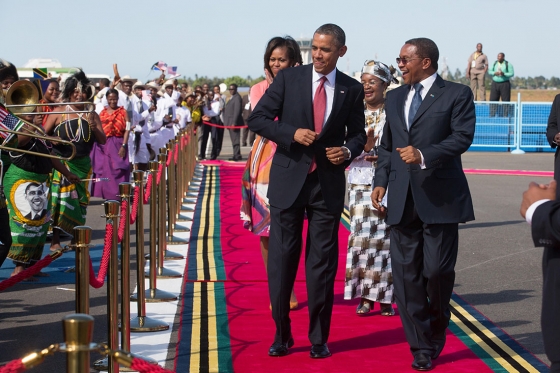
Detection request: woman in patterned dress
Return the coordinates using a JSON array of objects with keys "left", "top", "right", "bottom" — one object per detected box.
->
[
  {"left": 240, "top": 36, "right": 302, "bottom": 309},
  {"left": 344, "top": 60, "right": 398, "bottom": 315}
]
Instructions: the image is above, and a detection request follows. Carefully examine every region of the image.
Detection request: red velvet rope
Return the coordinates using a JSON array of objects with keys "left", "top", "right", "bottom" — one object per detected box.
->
[
  {"left": 0, "top": 255, "right": 55, "bottom": 292},
  {"left": 144, "top": 174, "right": 152, "bottom": 204},
  {"left": 89, "top": 223, "right": 113, "bottom": 289},
  {"left": 117, "top": 199, "right": 128, "bottom": 243},
  {"left": 0, "top": 359, "right": 25, "bottom": 373},
  {"left": 130, "top": 358, "right": 174, "bottom": 373},
  {"left": 157, "top": 163, "right": 163, "bottom": 185},
  {"left": 130, "top": 186, "right": 140, "bottom": 225},
  {"left": 174, "top": 143, "right": 179, "bottom": 163},
  {"left": 202, "top": 120, "right": 247, "bottom": 129},
  {"left": 166, "top": 149, "right": 173, "bottom": 167}
]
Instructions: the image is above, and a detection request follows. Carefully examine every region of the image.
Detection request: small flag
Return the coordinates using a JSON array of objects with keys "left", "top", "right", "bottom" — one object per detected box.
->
[
  {"left": 0, "top": 103, "right": 25, "bottom": 140},
  {"left": 166, "top": 66, "right": 179, "bottom": 77},
  {"left": 33, "top": 68, "right": 48, "bottom": 79},
  {"left": 151, "top": 61, "right": 168, "bottom": 71}
]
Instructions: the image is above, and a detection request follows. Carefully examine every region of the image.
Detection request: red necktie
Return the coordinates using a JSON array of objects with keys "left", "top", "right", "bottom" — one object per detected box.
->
[{"left": 309, "top": 76, "right": 327, "bottom": 173}]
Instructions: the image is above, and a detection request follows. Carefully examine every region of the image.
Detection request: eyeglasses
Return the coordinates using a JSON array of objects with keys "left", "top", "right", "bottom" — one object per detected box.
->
[{"left": 396, "top": 57, "right": 424, "bottom": 65}]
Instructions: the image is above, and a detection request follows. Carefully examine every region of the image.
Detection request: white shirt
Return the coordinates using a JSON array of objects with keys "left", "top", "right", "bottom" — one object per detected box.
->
[
  {"left": 312, "top": 68, "right": 337, "bottom": 128},
  {"left": 525, "top": 199, "right": 550, "bottom": 224},
  {"left": 175, "top": 106, "right": 192, "bottom": 133},
  {"left": 203, "top": 100, "right": 221, "bottom": 117},
  {"left": 403, "top": 72, "right": 437, "bottom": 169}
]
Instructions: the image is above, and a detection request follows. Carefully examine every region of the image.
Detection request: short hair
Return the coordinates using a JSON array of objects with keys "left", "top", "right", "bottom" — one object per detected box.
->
[
  {"left": 60, "top": 70, "right": 94, "bottom": 102},
  {"left": 106, "top": 88, "right": 119, "bottom": 98},
  {"left": 0, "top": 58, "right": 18, "bottom": 82},
  {"left": 263, "top": 36, "right": 303, "bottom": 78},
  {"left": 314, "top": 23, "right": 346, "bottom": 49},
  {"left": 405, "top": 37, "right": 439, "bottom": 71},
  {"left": 213, "top": 85, "right": 220, "bottom": 90},
  {"left": 498, "top": 52, "right": 505, "bottom": 57},
  {"left": 229, "top": 83, "right": 238, "bottom": 89},
  {"left": 100, "top": 78, "right": 110, "bottom": 88},
  {"left": 25, "top": 182, "right": 41, "bottom": 195}
]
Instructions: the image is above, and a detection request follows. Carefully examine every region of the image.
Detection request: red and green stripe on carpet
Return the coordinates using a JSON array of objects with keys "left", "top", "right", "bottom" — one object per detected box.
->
[{"left": 174, "top": 162, "right": 549, "bottom": 373}]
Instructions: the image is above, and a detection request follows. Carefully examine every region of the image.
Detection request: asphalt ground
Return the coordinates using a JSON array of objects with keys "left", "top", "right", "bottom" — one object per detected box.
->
[{"left": 0, "top": 138, "right": 555, "bottom": 371}]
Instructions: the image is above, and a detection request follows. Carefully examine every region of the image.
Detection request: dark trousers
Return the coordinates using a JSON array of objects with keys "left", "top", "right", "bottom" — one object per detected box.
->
[
  {"left": 242, "top": 126, "right": 255, "bottom": 146},
  {"left": 490, "top": 80, "right": 511, "bottom": 117},
  {"left": 210, "top": 118, "right": 224, "bottom": 159},
  {"left": 197, "top": 122, "right": 211, "bottom": 159},
  {"left": 268, "top": 172, "right": 340, "bottom": 345},
  {"left": 228, "top": 126, "right": 241, "bottom": 160},
  {"left": 542, "top": 246, "right": 560, "bottom": 372},
  {"left": 390, "top": 189, "right": 458, "bottom": 357}
]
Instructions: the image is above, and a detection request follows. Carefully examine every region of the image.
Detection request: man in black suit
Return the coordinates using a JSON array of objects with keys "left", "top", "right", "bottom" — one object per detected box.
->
[
  {"left": 223, "top": 84, "right": 243, "bottom": 161},
  {"left": 546, "top": 94, "right": 560, "bottom": 180},
  {"left": 521, "top": 180, "right": 560, "bottom": 372},
  {"left": 371, "top": 38, "right": 476, "bottom": 371},
  {"left": 248, "top": 23, "right": 366, "bottom": 359},
  {"left": 24, "top": 182, "right": 47, "bottom": 221}
]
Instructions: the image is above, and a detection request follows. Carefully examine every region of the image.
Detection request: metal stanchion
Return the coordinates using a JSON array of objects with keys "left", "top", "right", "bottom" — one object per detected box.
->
[
  {"left": 62, "top": 314, "right": 94, "bottom": 373},
  {"left": 142, "top": 161, "right": 177, "bottom": 302},
  {"left": 156, "top": 151, "right": 183, "bottom": 277},
  {"left": 118, "top": 183, "right": 132, "bottom": 355},
  {"left": 71, "top": 226, "right": 92, "bottom": 315},
  {"left": 129, "top": 171, "right": 169, "bottom": 329},
  {"left": 165, "top": 141, "right": 187, "bottom": 248},
  {"left": 93, "top": 200, "right": 120, "bottom": 373},
  {"left": 174, "top": 133, "right": 190, "bottom": 232}
]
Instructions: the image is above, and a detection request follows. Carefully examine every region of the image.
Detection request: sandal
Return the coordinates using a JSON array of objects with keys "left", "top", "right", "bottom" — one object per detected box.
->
[
  {"left": 380, "top": 303, "right": 395, "bottom": 316},
  {"left": 356, "top": 299, "right": 373, "bottom": 315}
]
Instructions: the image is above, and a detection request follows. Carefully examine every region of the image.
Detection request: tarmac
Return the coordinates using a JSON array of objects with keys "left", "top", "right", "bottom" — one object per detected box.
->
[{"left": 0, "top": 135, "right": 555, "bottom": 371}]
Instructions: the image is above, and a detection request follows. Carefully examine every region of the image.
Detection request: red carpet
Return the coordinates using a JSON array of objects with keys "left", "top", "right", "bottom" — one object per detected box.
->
[{"left": 217, "top": 165, "right": 493, "bottom": 372}]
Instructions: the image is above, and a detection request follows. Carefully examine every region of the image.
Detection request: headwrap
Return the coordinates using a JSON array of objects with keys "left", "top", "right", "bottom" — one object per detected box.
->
[{"left": 361, "top": 60, "right": 398, "bottom": 85}]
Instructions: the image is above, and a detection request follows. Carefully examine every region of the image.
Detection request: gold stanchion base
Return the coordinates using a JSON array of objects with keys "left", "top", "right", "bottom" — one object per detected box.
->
[
  {"left": 145, "top": 249, "right": 184, "bottom": 260},
  {"left": 172, "top": 224, "right": 190, "bottom": 232},
  {"left": 94, "top": 353, "right": 159, "bottom": 372},
  {"left": 181, "top": 206, "right": 195, "bottom": 212},
  {"left": 131, "top": 288, "right": 178, "bottom": 302},
  {"left": 176, "top": 214, "right": 193, "bottom": 222},
  {"left": 166, "top": 236, "right": 188, "bottom": 246},
  {"left": 144, "top": 267, "right": 183, "bottom": 279},
  {"left": 128, "top": 316, "right": 170, "bottom": 332}
]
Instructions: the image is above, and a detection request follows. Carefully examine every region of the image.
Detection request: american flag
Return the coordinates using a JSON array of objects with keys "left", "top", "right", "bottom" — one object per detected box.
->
[
  {"left": 167, "top": 66, "right": 178, "bottom": 77},
  {"left": 0, "top": 104, "right": 25, "bottom": 140}
]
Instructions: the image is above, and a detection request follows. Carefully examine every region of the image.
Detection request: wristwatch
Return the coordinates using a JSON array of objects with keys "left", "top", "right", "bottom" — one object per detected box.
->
[{"left": 121, "top": 143, "right": 127, "bottom": 148}]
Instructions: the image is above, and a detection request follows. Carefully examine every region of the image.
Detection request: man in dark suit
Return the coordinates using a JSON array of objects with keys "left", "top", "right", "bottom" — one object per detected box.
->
[
  {"left": 241, "top": 92, "right": 254, "bottom": 147},
  {"left": 223, "top": 84, "right": 243, "bottom": 161},
  {"left": 248, "top": 23, "right": 366, "bottom": 359},
  {"left": 521, "top": 180, "right": 560, "bottom": 372},
  {"left": 24, "top": 182, "right": 47, "bottom": 221},
  {"left": 371, "top": 38, "right": 476, "bottom": 371},
  {"left": 546, "top": 94, "right": 560, "bottom": 180}
]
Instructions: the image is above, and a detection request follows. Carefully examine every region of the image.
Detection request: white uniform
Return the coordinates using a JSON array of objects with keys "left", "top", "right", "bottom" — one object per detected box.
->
[
  {"left": 175, "top": 105, "right": 192, "bottom": 136},
  {"left": 128, "top": 96, "right": 152, "bottom": 164}
]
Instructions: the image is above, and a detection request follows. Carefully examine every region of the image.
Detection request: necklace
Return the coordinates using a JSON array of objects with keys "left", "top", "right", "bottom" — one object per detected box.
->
[{"left": 61, "top": 105, "right": 91, "bottom": 143}]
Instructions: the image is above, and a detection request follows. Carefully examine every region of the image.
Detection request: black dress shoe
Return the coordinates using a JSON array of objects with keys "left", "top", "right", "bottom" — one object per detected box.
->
[
  {"left": 209, "top": 156, "right": 217, "bottom": 160},
  {"left": 310, "top": 343, "right": 331, "bottom": 358},
  {"left": 412, "top": 353, "right": 433, "bottom": 371},
  {"left": 431, "top": 333, "right": 446, "bottom": 359},
  {"left": 268, "top": 337, "right": 294, "bottom": 357}
]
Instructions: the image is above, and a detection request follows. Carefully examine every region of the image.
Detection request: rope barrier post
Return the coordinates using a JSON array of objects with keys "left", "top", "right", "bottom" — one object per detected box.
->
[
  {"left": 93, "top": 200, "right": 120, "bottom": 373},
  {"left": 62, "top": 313, "right": 94, "bottom": 373},
  {"left": 72, "top": 226, "right": 92, "bottom": 315},
  {"left": 118, "top": 183, "right": 133, "bottom": 357},
  {"left": 129, "top": 171, "right": 169, "bottom": 330},
  {"left": 173, "top": 132, "right": 190, "bottom": 232},
  {"left": 165, "top": 141, "right": 187, "bottom": 249},
  {"left": 156, "top": 151, "right": 183, "bottom": 278},
  {"left": 143, "top": 161, "right": 177, "bottom": 302}
]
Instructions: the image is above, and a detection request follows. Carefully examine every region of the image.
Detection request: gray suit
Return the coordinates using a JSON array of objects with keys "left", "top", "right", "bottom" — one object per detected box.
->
[{"left": 223, "top": 92, "right": 243, "bottom": 160}]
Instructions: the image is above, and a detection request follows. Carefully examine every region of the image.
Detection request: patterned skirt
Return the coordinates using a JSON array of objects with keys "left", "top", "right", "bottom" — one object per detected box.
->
[
  {"left": 240, "top": 135, "right": 276, "bottom": 236},
  {"left": 344, "top": 183, "right": 394, "bottom": 303},
  {"left": 51, "top": 156, "right": 92, "bottom": 235},
  {"left": 5, "top": 165, "right": 51, "bottom": 266}
]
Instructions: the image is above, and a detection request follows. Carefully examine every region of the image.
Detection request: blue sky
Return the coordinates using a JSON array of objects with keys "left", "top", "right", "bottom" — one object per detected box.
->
[{"left": 3, "top": 0, "right": 556, "bottom": 81}]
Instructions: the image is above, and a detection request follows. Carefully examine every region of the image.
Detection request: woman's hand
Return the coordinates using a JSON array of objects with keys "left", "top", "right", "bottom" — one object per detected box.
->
[
  {"left": 65, "top": 172, "right": 81, "bottom": 184},
  {"left": 118, "top": 146, "right": 127, "bottom": 158},
  {"left": 264, "top": 69, "right": 274, "bottom": 85}
]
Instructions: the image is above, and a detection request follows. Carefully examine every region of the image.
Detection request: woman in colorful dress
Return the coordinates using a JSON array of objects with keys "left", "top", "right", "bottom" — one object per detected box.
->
[
  {"left": 39, "top": 78, "right": 60, "bottom": 127},
  {"left": 5, "top": 109, "right": 80, "bottom": 277},
  {"left": 90, "top": 88, "right": 130, "bottom": 199},
  {"left": 344, "top": 60, "right": 398, "bottom": 315},
  {"left": 44, "top": 70, "right": 106, "bottom": 251},
  {"left": 240, "top": 36, "right": 302, "bottom": 309}
]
